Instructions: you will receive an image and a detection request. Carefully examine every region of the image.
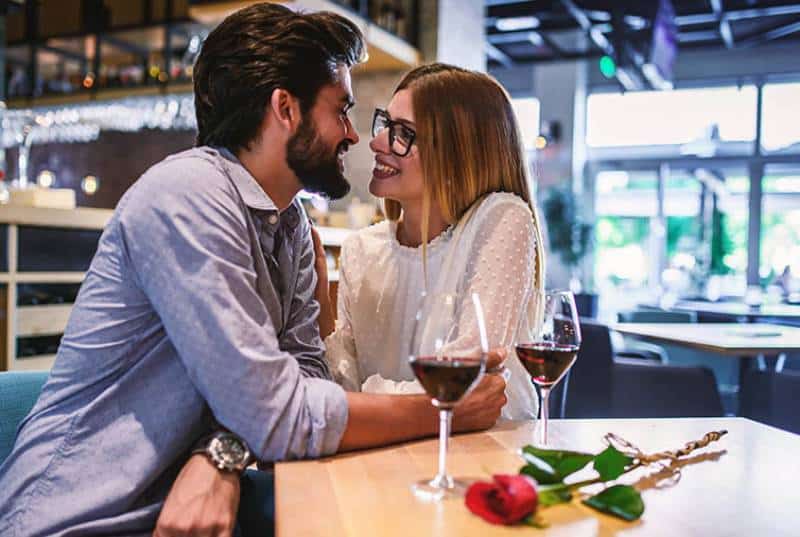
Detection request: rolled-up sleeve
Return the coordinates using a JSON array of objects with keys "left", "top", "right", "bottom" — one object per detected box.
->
[{"left": 117, "top": 157, "right": 347, "bottom": 460}]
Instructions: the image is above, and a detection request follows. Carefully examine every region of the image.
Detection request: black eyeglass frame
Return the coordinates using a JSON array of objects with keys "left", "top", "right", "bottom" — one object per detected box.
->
[{"left": 371, "top": 108, "right": 417, "bottom": 157}]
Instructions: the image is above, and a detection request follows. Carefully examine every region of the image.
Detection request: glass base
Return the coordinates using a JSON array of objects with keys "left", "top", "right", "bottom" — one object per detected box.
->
[{"left": 411, "top": 475, "right": 470, "bottom": 501}]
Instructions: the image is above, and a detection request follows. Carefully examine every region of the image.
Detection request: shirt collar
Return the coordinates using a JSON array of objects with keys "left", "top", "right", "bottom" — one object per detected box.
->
[
  {"left": 215, "top": 146, "right": 279, "bottom": 213},
  {"left": 212, "top": 146, "right": 302, "bottom": 232}
]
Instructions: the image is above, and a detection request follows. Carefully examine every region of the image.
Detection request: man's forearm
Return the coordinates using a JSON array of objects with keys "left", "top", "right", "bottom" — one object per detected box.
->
[{"left": 337, "top": 392, "right": 437, "bottom": 452}]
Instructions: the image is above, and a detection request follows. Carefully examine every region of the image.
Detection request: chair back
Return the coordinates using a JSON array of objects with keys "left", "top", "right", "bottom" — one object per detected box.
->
[
  {"left": 561, "top": 319, "right": 615, "bottom": 418},
  {"left": 0, "top": 371, "right": 49, "bottom": 464},
  {"left": 560, "top": 321, "right": 723, "bottom": 419},
  {"left": 739, "top": 369, "right": 800, "bottom": 435},
  {"left": 612, "top": 362, "right": 723, "bottom": 417}
]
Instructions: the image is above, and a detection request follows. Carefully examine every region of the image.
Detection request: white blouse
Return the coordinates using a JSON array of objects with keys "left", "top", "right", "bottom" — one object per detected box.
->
[{"left": 324, "top": 192, "right": 540, "bottom": 420}]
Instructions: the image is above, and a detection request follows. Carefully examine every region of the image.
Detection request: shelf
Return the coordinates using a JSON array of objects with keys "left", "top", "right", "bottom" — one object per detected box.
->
[
  {"left": 6, "top": 273, "right": 87, "bottom": 284},
  {"left": 189, "top": 0, "right": 419, "bottom": 71},
  {"left": 6, "top": 83, "right": 194, "bottom": 109},
  {"left": 0, "top": 206, "right": 113, "bottom": 230},
  {"left": 17, "top": 304, "right": 73, "bottom": 338},
  {"left": 11, "top": 354, "right": 57, "bottom": 372}
]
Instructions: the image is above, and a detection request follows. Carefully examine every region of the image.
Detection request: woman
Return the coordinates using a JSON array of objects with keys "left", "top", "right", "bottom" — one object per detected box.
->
[{"left": 317, "top": 63, "right": 546, "bottom": 419}]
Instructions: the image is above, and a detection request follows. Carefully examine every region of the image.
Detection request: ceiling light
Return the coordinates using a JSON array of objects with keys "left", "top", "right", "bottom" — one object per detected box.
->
[{"left": 496, "top": 16, "right": 540, "bottom": 32}]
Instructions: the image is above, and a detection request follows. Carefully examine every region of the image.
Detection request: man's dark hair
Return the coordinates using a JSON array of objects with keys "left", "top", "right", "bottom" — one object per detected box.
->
[{"left": 193, "top": 3, "right": 365, "bottom": 152}]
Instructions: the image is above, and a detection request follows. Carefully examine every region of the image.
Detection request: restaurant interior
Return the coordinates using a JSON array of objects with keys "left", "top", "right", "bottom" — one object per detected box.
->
[
  {"left": 0, "top": 1, "right": 799, "bottom": 532},
  {"left": 1, "top": 0, "right": 799, "bottom": 423},
  {"left": 0, "top": 0, "right": 800, "bottom": 535}
]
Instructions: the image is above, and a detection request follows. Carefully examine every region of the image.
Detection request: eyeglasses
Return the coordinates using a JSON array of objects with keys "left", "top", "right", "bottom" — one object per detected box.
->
[{"left": 371, "top": 108, "right": 417, "bottom": 157}]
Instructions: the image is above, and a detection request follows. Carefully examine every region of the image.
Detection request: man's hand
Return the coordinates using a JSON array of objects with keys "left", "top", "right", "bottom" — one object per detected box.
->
[
  {"left": 452, "top": 348, "right": 508, "bottom": 432},
  {"left": 310, "top": 226, "right": 335, "bottom": 339},
  {"left": 153, "top": 454, "right": 240, "bottom": 537}
]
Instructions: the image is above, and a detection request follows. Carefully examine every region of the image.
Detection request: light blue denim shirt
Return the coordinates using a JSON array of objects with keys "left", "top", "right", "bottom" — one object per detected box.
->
[{"left": 0, "top": 147, "right": 348, "bottom": 536}]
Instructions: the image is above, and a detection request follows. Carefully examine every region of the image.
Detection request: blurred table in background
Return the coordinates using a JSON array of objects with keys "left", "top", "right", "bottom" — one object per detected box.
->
[
  {"left": 612, "top": 323, "right": 800, "bottom": 357},
  {"left": 649, "top": 300, "right": 800, "bottom": 324}
]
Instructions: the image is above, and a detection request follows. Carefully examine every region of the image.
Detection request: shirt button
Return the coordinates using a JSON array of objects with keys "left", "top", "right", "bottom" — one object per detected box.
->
[{"left": 267, "top": 214, "right": 279, "bottom": 225}]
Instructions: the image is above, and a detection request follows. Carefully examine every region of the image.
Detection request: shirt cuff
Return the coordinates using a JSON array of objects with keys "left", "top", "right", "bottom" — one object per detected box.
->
[{"left": 304, "top": 377, "right": 349, "bottom": 457}]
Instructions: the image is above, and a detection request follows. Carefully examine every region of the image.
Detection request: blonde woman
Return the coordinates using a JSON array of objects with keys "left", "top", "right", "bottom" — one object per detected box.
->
[{"left": 316, "top": 63, "right": 546, "bottom": 419}]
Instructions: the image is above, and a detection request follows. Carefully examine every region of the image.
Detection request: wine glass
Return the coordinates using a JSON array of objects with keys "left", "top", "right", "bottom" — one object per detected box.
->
[
  {"left": 408, "top": 291, "right": 489, "bottom": 501},
  {"left": 515, "top": 290, "right": 581, "bottom": 446}
]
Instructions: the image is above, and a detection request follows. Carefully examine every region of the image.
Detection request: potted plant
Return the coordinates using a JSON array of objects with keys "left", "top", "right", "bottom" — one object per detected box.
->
[{"left": 542, "top": 186, "right": 598, "bottom": 317}]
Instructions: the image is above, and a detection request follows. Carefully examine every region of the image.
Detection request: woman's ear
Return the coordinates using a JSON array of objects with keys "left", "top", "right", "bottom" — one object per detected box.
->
[{"left": 269, "top": 88, "right": 302, "bottom": 132}]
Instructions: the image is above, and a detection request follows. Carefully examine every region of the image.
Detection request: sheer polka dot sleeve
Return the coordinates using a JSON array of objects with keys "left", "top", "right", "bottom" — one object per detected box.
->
[{"left": 448, "top": 197, "right": 538, "bottom": 354}]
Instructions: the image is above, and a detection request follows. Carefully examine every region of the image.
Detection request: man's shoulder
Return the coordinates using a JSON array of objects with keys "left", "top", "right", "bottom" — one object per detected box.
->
[
  {"left": 121, "top": 147, "right": 242, "bottom": 217},
  {"left": 140, "top": 147, "right": 230, "bottom": 190}
]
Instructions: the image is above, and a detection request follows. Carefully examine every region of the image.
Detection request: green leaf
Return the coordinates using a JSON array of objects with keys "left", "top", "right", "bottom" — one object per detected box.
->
[
  {"left": 538, "top": 486, "right": 573, "bottom": 507},
  {"left": 593, "top": 446, "right": 634, "bottom": 482},
  {"left": 521, "top": 446, "right": 595, "bottom": 480},
  {"left": 520, "top": 463, "right": 561, "bottom": 485},
  {"left": 583, "top": 485, "right": 644, "bottom": 521}
]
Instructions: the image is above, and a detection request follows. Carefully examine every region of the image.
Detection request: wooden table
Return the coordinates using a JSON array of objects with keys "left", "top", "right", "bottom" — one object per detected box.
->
[
  {"left": 612, "top": 323, "right": 800, "bottom": 357},
  {"left": 275, "top": 418, "right": 799, "bottom": 536}
]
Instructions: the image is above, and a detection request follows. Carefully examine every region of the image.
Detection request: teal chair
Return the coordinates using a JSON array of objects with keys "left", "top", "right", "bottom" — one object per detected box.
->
[{"left": 0, "top": 371, "right": 49, "bottom": 464}]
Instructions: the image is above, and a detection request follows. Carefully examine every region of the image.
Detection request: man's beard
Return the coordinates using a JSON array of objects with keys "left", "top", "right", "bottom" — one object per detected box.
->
[{"left": 286, "top": 117, "right": 351, "bottom": 200}]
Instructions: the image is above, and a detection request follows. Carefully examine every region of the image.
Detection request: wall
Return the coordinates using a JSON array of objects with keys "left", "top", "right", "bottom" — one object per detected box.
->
[
  {"left": 434, "top": 0, "right": 486, "bottom": 71},
  {"left": 5, "top": 129, "right": 195, "bottom": 208}
]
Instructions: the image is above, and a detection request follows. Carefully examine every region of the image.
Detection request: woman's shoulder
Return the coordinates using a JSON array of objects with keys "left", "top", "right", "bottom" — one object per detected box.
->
[
  {"left": 341, "top": 220, "right": 394, "bottom": 256},
  {"left": 472, "top": 192, "right": 533, "bottom": 222}
]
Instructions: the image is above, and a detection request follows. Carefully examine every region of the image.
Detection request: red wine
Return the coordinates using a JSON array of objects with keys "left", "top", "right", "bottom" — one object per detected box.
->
[
  {"left": 410, "top": 356, "right": 484, "bottom": 407},
  {"left": 515, "top": 343, "right": 579, "bottom": 387}
]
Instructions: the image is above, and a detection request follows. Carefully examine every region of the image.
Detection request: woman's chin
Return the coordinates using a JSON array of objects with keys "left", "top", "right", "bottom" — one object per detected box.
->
[{"left": 368, "top": 176, "right": 394, "bottom": 198}]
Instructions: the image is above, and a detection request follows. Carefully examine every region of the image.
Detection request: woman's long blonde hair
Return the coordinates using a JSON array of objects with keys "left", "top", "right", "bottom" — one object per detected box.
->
[{"left": 384, "top": 63, "right": 545, "bottom": 296}]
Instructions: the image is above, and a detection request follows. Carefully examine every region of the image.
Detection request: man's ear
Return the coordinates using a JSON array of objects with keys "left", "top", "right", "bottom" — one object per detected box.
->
[{"left": 269, "top": 88, "right": 302, "bottom": 132}]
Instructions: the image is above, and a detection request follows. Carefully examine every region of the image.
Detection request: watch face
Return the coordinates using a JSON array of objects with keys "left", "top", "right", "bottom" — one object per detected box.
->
[{"left": 209, "top": 435, "right": 250, "bottom": 470}]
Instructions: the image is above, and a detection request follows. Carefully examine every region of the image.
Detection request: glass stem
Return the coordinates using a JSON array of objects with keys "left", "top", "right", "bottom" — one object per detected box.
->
[
  {"left": 539, "top": 387, "right": 551, "bottom": 445},
  {"left": 435, "top": 409, "right": 452, "bottom": 484}
]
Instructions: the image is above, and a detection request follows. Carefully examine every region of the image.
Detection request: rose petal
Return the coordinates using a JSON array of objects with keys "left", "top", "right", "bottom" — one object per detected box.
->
[
  {"left": 465, "top": 482, "right": 507, "bottom": 525},
  {"left": 493, "top": 474, "right": 539, "bottom": 523},
  {"left": 465, "top": 475, "right": 539, "bottom": 525}
]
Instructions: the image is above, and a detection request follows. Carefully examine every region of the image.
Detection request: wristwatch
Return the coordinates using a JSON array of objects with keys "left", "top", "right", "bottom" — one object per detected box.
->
[{"left": 192, "top": 431, "right": 253, "bottom": 473}]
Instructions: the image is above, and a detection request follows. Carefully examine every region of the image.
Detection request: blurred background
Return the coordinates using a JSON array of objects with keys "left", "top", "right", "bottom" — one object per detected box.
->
[{"left": 0, "top": 0, "right": 799, "bottom": 431}]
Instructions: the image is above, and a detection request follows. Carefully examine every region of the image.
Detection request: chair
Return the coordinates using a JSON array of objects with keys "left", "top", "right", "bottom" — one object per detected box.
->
[
  {"left": 561, "top": 320, "right": 615, "bottom": 418},
  {"left": 739, "top": 369, "right": 800, "bottom": 435},
  {"left": 0, "top": 371, "right": 49, "bottom": 464},
  {"left": 562, "top": 321, "right": 724, "bottom": 418}
]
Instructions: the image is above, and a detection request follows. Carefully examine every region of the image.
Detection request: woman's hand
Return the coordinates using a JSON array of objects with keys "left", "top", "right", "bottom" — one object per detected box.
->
[{"left": 310, "top": 226, "right": 336, "bottom": 340}]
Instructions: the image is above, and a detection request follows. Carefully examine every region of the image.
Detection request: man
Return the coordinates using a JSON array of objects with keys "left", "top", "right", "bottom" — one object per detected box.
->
[{"left": 0, "top": 4, "right": 506, "bottom": 536}]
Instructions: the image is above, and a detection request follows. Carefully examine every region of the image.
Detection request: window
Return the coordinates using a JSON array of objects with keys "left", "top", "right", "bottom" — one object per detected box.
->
[
  {"left": 510, "top": 97, "right": 540, "bottom": 150},
  {"left": 761, "top": 164, "right": 800, "bottom": 285},
  {"left": 761, "top": 82, "right": 800, "bottom": 153},
  {"left": 594, "top": 167, "right": 749, "bottom": 301},
  {"left": 595, "top": 171, "right": 656, "bottom": 301},
  {"left": 586, "top": 86, "right": 756, "bottom": 150}
]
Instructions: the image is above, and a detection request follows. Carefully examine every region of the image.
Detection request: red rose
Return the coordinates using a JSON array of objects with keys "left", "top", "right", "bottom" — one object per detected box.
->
[{"left": 465, "top": 474, "right": 538, "bottom": 525}]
